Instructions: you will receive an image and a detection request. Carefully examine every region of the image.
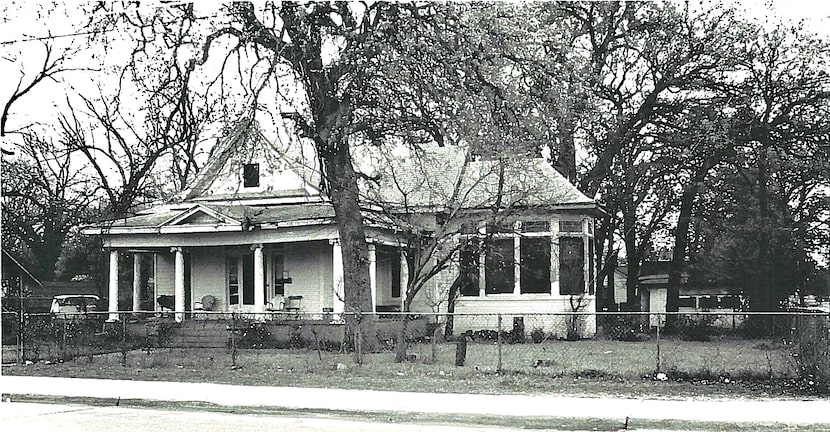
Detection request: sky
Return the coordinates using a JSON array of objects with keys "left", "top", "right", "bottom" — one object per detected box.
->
[
  {"left": 1, "top": 0, "right": 829, "bottom": 179},
  {"left": 2, "top": 0, "right": 830, "bottom": 141}
]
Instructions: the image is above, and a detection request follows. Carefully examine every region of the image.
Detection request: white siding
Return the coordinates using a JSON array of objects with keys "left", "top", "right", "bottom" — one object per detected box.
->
[
  {"left": 451, "top": 296, "right": 596, "bottom": 339},
  {"left": 283, "top": 241, "right": 328, "bottom": 314},
  {"left": 190, "top": 247, "right": 227, "bottom": 311}
]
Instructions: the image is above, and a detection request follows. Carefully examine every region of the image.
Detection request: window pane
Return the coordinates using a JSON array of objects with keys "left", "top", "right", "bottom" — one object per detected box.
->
[
  {"left": 559, "top": 220, "right": 582, "bottom": 233},
  {"left": 522, "top": 221, "right": 550, "bottom": 233},
  {"left": 699, "top": 296, "right": 717, "bottom": 309},
  {"left": 588, "top": 239, "right": 595, "bottom": 295},
  {"left": 273, "top": 255, "right": 285, "bottom": 296},
  {"left": 243, "top": 253, "right": 254, "bottom": 305},
  {"left": 243, "top": 163, "right": 260, "bottom": 188},
  {"left": 678, "top": 296, "right": 696, "bottom": 308},
  {"left": 460, "top": 239, "right": 480, "bottom": 296},
  {"left": 391, "top": 251, "right": 401, "bottom": 298},
  {"left": 485, "top": 238, "right": 514, "bottom": 294},
  {"left": 488, "top": 221, "right": 514, "bottom": 234},
  {"left": 720, "top": 295, "right": 740, "bottom": 310},
  {"left": 520, "top": 237, "right": 550, "bottom": 293},
  {"left": 227, "top": 256, "right": 239, "bottom": 305},
  {"left": 559, "top": 236, "right": 585, "bottom": 295}
]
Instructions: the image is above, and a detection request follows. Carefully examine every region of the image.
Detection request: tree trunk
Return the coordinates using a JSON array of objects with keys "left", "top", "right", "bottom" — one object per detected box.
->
[
  {"left": 623, "top": 195, "right": 641, "bottom": 311},
  {"left": 324, "top": 140, "right": 378, "bottom": 354},
  {"left": 665, "top": 183, "right": 697, "bottom": 331},
  {"left": 554, "top": 95, "right": 577, "bottom": 183},
  {"left": 666, "top": 162, "right": 712, "bottom": 330},
  {"left": 395, "top": 309, "right": 409, "bottom": 363},
  {"left": 443, "top": 275, "right": 464, "bottom": 340},
  {"left": 594, "top": 216, "right": 616, "bottom": 310},
  {"left": 755, "top": 141, "right": 772, "bottom": 311}
]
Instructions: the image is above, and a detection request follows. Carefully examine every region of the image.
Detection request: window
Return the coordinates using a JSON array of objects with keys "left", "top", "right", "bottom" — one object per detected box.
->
[
  {"left": 485, "top": 238, "right": 514, "bottom": 294},
  {"left": 227, "top": 256, "right": 239, "bottom": 305},
  {"left": 457, "top": 218, "right": 593, "bottom": 297},
  {"left": 720, "top": 295, "right": 741, "bottom": 310},
  {"left": 273, "top": 254, "right": 285, "bottom": 296},
  {"left": 242, "top": 253, "right": 254, "bottom": 305},
  {"left": 588, "top": 239, "right": 595, "bottom": 295},
  {"left": 678, "top": 296, "right": 696, "bottom": 308},
  {"left": 520, "top": 237, "right": 550, "bottom": 293},
  {"left": 459, "top": 239, "right": 480, "bottom": 296},
  {"left": 243, "top": 163, "right": 260, "bottom": 188},
  {"left": 699, "top": 296, "right": 717, "bottom": 310},
  {"left": 391, "top": 252, "right": 401, "bottom": 298},
  {"left": 522, "top": 221, "right": 550, "bottom": 233},
  {"left": 559, "top": 236, "right": 585, "bottom": 295}
]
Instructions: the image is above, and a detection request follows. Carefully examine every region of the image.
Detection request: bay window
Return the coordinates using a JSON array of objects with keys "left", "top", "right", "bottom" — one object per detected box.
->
[{"left": 458, "top": 217, "right": 594, "bottom": 297}]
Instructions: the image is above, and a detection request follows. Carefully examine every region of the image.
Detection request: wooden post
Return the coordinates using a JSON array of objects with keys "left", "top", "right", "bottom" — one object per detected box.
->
[
  {"left": 497, "top": 314, "right": 503, "bottom": 373},
  {"left": 108, "top": 249, "right": 119, "bottom": 322}
]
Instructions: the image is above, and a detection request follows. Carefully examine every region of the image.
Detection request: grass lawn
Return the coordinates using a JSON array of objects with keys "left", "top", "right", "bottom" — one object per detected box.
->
[{"left": 4, "top": 337, "right": 816, "bottom": 399}]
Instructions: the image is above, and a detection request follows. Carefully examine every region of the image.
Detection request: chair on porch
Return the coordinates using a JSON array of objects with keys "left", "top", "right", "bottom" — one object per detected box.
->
[
  {"left": 285, "top": 295, "right": 303, "bottom": 313},
  {"left": 192, "top": 295, "right": 216, "bottom": 319},
  {"left": 266, "top": 295, "right": 285, "bottom": 312}
]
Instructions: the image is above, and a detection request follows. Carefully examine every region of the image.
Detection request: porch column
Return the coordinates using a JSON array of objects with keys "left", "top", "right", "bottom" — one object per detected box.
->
[
  {"left": 108, "top": 249, "right": 119, "bottom": 321},
  {"left": 400, "top": 250, "right": 408, "bottom": 310},
  {"left": 253, "top": 244, "right": 265, "bottom": 319},
  {"left": 132, "top": 253, "right": 142, "bottom": 312},
  {"left": 331, "top": 239, "right": 345, "bottom": 319},
  {"left": 551, "top": 216, "right": 559, "bottom": 295},
  {"left": 368, "top": 243, "right": 377, "bottom": 313},
  {"left": 172, "top": 247, "right": 185, "bottom": 323}
]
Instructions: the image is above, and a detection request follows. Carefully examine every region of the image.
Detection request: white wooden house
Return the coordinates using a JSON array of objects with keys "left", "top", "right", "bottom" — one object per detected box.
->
[{"left": 84, "top": 121, "right": 603, "bottom": 337}]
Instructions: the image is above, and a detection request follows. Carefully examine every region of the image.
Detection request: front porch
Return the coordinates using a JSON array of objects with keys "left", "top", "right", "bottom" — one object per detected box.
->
[{"left": 107, "top": 239, "right": 407, "bottom": 322}]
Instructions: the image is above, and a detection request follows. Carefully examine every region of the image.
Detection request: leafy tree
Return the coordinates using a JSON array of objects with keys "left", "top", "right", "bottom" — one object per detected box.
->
[
  {"left": 688, "top": 22, "right": 830, "bottom": 311},
  {"left": 1, "top": 132, "right": 96, "bottom": 280}
]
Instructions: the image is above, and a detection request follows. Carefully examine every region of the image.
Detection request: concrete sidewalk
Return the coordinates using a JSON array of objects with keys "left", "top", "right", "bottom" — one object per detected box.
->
[{"left": 1, "top": 375, "right": 828, "bottom": 425}]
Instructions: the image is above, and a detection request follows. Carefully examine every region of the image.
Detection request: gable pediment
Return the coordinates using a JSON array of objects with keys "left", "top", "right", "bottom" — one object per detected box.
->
[
  {"left": 176, "top": 211, "right": 225, "bottom": 225},
  {"left": 165, "top": 205, "right": 240, "bottom": 227}
]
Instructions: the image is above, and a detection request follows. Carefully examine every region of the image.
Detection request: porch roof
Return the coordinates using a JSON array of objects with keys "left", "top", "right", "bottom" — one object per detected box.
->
[{"left": 85, "top": 202, "right": 336, "bottom": 233}]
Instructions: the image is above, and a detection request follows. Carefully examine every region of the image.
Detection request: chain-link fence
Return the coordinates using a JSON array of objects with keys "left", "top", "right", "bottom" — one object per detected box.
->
[{"left": 3, "top": 310, "right": 828, "bottom": 389}]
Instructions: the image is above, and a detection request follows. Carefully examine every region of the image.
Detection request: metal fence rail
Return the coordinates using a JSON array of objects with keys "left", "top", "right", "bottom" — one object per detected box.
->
[{"left": 2, "top": 310, "right": 828, "bottom": 387}]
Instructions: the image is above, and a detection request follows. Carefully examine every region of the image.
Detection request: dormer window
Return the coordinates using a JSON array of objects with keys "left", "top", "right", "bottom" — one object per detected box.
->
[{"left": 243, "top": 163, "right": 260, "bottom": 188}]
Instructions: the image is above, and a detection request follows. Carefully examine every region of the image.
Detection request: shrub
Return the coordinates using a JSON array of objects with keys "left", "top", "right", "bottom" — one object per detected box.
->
[
  {"left": 678, "top": 315, "right": 715, "bottom": 342},
  {"left": 530, "top": 327, "right": 547, "bottom": 343},
  {"left": 606, "top": 315, "right": 649, "bottom": 342}
]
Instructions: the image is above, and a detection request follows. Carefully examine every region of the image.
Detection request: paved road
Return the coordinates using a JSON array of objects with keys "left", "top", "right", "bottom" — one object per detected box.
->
[
  {"left": 0, "top": 402, "right": 563, "bottom": 432},
  {"left": 3, "top": 376, "right": 829, "bottom": 425}
]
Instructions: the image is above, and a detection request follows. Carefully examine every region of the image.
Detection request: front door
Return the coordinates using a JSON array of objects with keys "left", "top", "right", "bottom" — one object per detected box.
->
[{"left": 227, "top": 252, "right": 268, "bottom": 313}]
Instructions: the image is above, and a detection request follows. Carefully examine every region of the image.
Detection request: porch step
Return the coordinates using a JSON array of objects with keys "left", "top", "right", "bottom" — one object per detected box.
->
[{"left": 171, "top": 321, "right": 229, "bottom": 348}]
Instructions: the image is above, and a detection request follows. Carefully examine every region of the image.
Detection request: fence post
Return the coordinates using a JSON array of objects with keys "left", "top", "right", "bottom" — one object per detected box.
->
[
  {"left": 356, "top": 312, "right": 363, "bottom": 366},
  {"left": 655, "top": 313, "right": 661, "bottom": 373},
  {"left": 231, "top": 312, "right": 237, "bottom": 367},
  {"left": 60, "top": 319, "right": 67, "bottom": 361},
  {"left": 17, "top": 312, "right": 23, "bottom": 365},
  {"left": 497, "top": 314, "right": 503, "bottom": 373}
]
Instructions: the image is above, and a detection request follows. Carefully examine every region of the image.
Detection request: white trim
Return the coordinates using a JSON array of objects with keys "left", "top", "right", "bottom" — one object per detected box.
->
[
  {"left": 165, "top": 204, "right": 241, "bottom": 227},
  {"left": 85, "top": 225, "right": 244, "bottom": 235},
  {"left": 190, "top": 195, "right": 328, "bottom": 206}
]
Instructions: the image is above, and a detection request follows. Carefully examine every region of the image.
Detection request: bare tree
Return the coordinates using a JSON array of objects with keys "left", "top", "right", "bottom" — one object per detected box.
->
[
  {"left": 1, "top": 131, "right": 96, "bottom": 280},
  {"left": 1, "top": 42, "right": 86, "bottom": 139}
]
